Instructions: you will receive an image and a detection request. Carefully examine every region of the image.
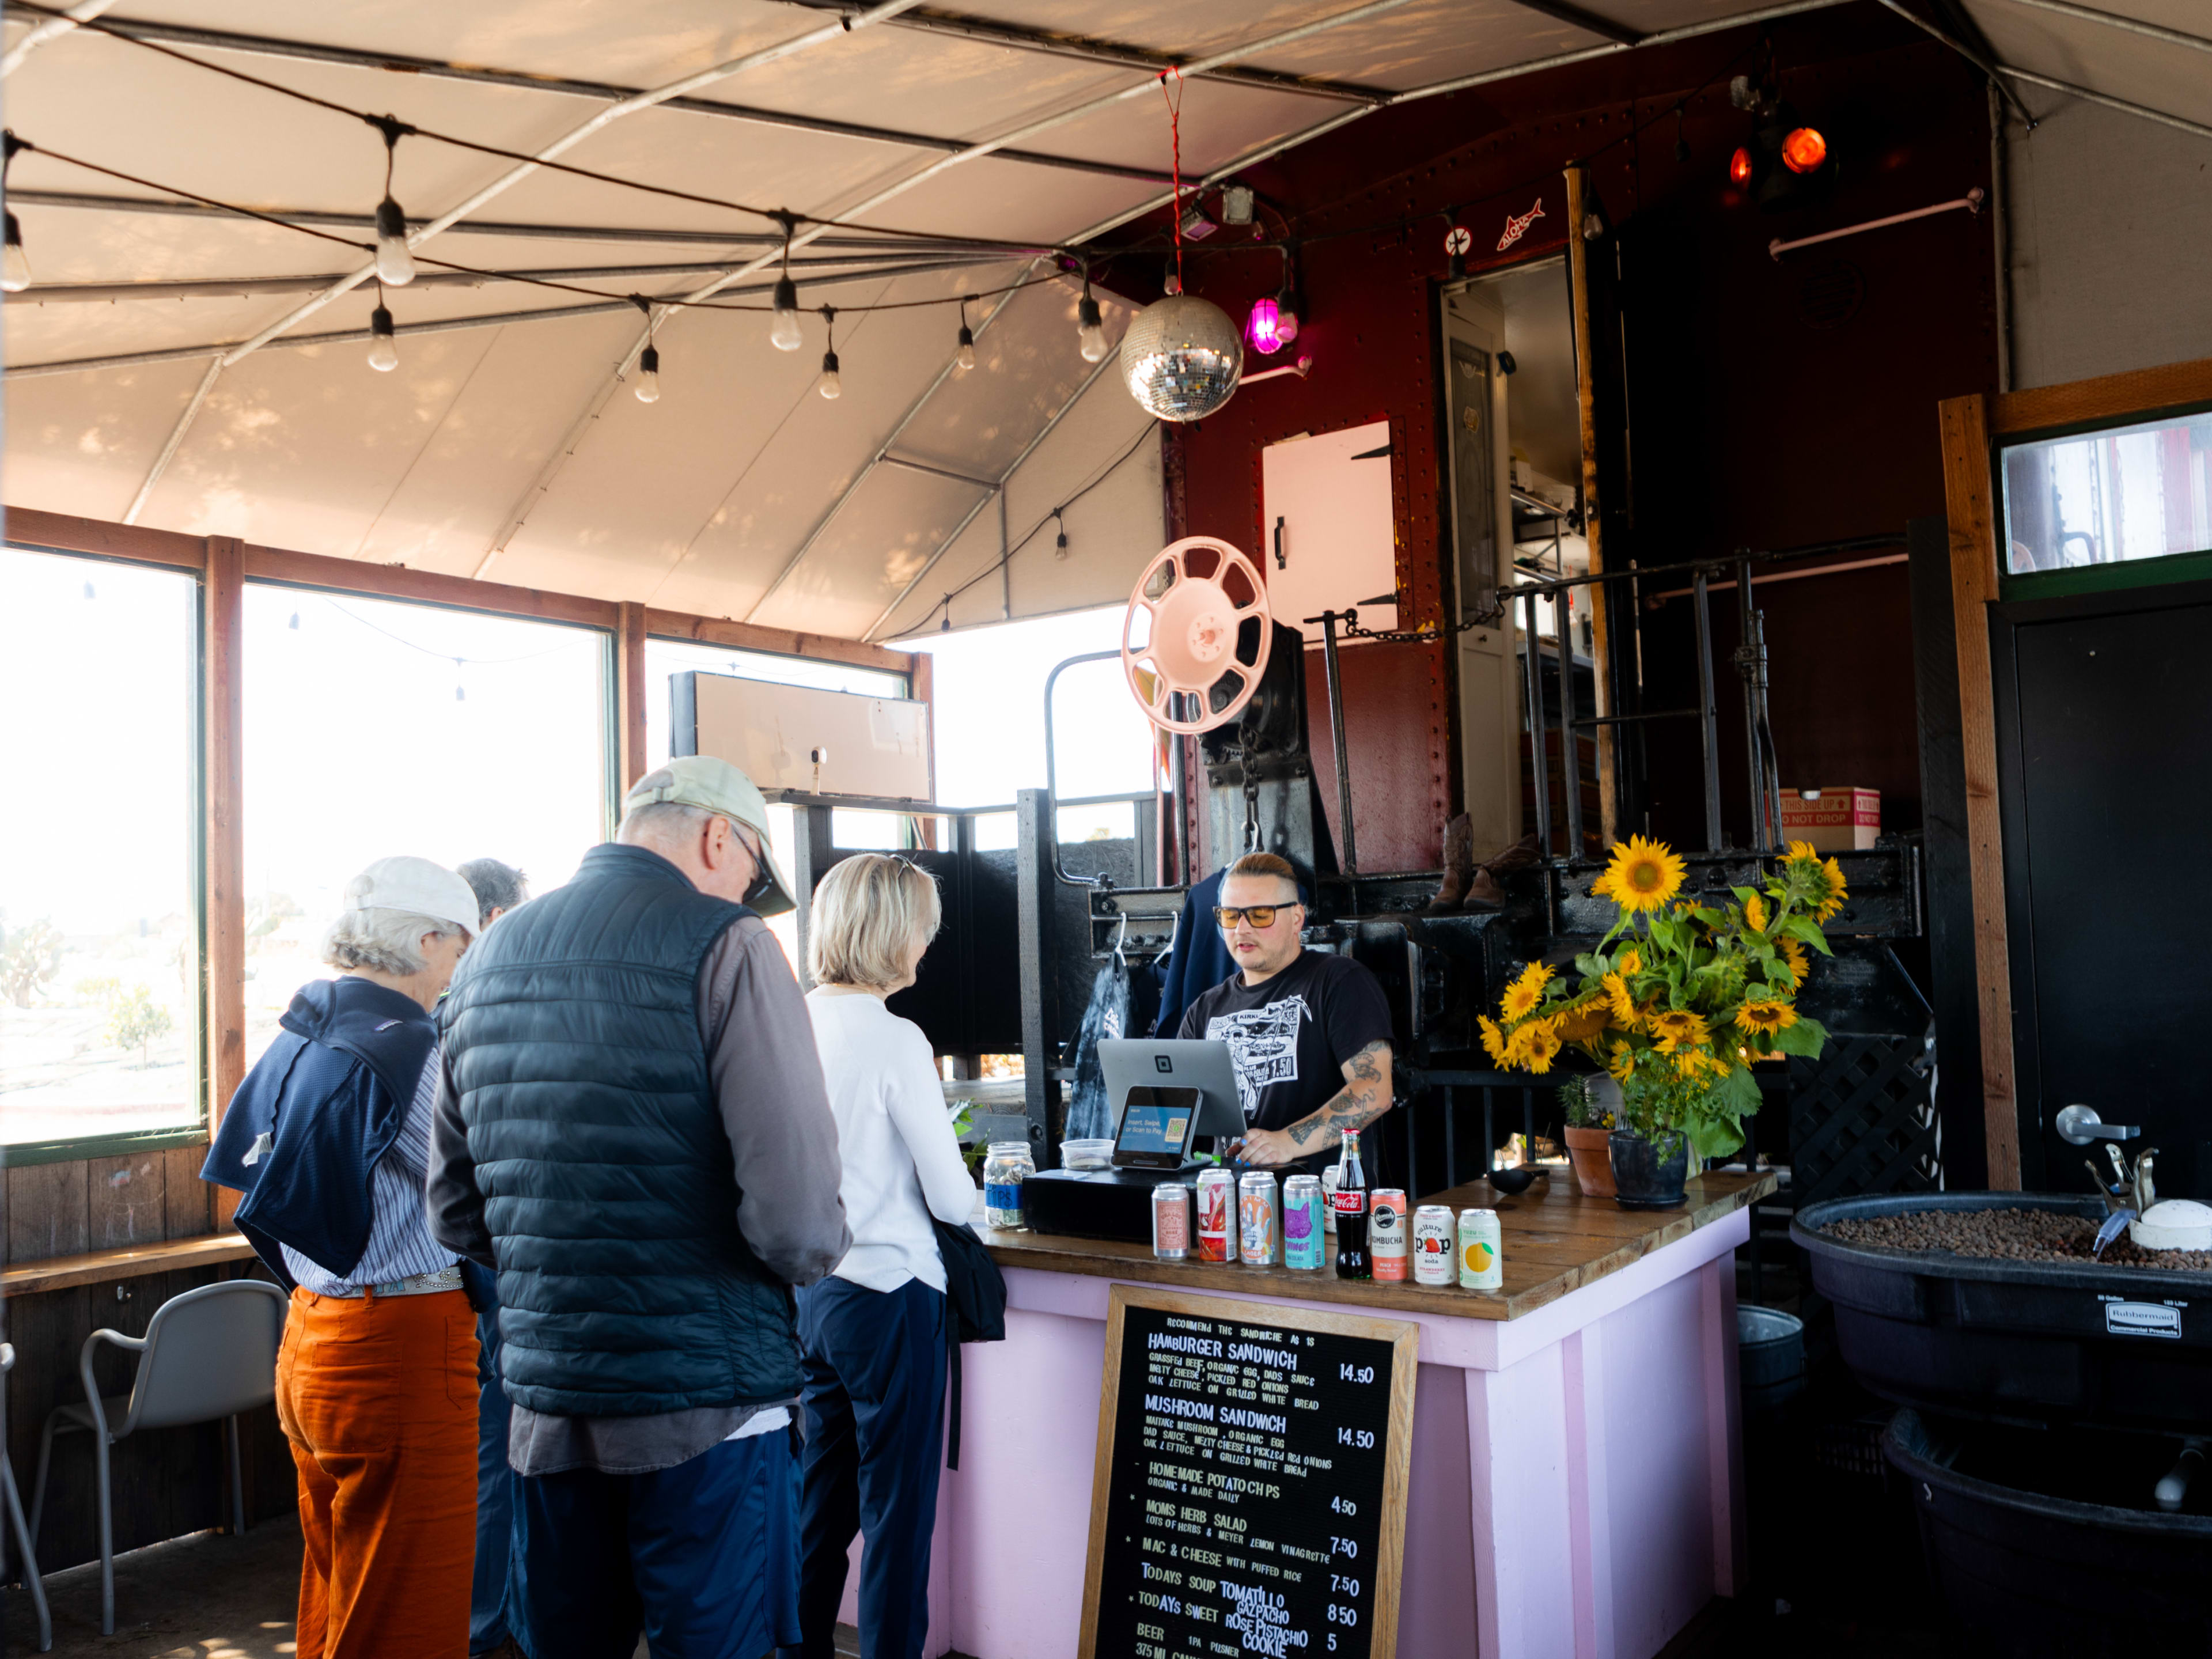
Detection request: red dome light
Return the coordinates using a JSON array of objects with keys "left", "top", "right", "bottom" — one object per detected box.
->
[
  {"left": 1782, "top": 127, "right": 1828, "bottom": 175},
  {"left": 1729, "top": 146, "right": 1754, "bottom": 187}
]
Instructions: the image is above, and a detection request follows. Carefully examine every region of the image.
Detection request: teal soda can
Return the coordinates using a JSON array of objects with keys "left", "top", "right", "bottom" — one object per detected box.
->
[{"left": 1282, "top": 1174, "right": 1327, "bottom": 1269}]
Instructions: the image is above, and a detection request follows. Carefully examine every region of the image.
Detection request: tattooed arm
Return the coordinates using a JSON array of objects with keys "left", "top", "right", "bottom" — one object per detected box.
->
[{"left": 1232, "top": 1040, "right": 1393, "bottom": 1167}]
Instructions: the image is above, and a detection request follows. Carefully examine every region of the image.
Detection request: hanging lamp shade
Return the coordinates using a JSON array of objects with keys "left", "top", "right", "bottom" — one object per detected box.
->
[{"left": 1120, "top": 294, "right": 1243, "bottom": 422}]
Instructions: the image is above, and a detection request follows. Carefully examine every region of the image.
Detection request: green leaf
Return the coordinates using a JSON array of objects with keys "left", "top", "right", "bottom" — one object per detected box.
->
[
  {"left": 1715, "top": 1061, "right": 1762, "bottom": 1118},
  {"left": 1730, "top": 885, "right": 1763, "bottom": 907},
  {"left": 1774, "top": 1016, "right": 1827, "bottom": 1058}
]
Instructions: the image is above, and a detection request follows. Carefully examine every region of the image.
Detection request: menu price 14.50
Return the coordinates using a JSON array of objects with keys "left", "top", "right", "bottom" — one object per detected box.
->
[{"left": 1080, "top": 1287, "right": 1419, "bottom": 1659}]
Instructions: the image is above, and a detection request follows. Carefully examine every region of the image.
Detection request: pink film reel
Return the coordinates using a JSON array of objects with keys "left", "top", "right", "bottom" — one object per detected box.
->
[{"left": 1122, "top": 536, "right": 1274, "bottom": 736}]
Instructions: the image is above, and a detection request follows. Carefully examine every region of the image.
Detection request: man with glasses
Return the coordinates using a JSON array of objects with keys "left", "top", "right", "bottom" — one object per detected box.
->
[
  {"left": 1176, "top": 851, "right": 1395, "bottom": 1176},
  {"left": 428, "top": 756, "right": 849, "bottom": 1659}
]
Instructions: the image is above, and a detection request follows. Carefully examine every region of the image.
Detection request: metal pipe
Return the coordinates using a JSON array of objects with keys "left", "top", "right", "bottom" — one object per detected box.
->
[
  {"left": 1736, "top": 558, "right": 1772, "bottom": 852},
  {"left": 1499, "top": 532, "right": 1905, "bottom": 601},
  {"left": 1768, "top": 189, "right": 1983, "bottom": 259},
  {"left": 1873, "top": 0, "right": 2039, "bottom": 128},
  {"left": 880, "top": 454, "right": 999, "bottom": 490},
  {"left": 122, "top": 358, "right": 219, "bottom": 525},
  {"left": 1692, "top": 571, "right": 1724, "bottom": 854},
  {"left": 1, "top": 6, "right": 1177, "bottom": 184},
  {"left": 1986, "top": 0, "right": 2212, "bottom": 54},
  {"left": 1313, "top": 609, "right": 1359, "bottom": 875},
  {"left": 1, "top": 0, "right": 112, "bottom": 75},
  {"left": 1521, "top": 590, "right": 1554, "bottom": 860},
  {"left": 1555, "top": 580, "right": 1582, "bottom": 858},
  {"left": 1996, "top": 65, "right": 2212, "bottom": 143}
]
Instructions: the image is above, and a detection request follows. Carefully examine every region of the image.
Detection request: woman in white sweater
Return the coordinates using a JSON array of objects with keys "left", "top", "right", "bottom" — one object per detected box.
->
[{"left": 787, "top": 854, "right": 976, "bottom": 1659}]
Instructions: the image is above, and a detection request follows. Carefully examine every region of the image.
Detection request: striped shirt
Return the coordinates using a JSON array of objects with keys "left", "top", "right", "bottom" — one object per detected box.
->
[{"left": 283, "top": 1041, "right": 458, "bottom": 1294}]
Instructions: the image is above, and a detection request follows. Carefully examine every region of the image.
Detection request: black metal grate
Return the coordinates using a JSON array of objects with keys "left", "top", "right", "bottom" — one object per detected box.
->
[{"left": 1787, "top": 1032, "right": 1939, "bottom": 1204}]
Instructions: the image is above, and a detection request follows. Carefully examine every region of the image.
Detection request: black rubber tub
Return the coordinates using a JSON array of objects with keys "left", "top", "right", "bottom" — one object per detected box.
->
[
  {"left": 1793, "top": 1192, "right": 2212, "bottom": 1431},
  {"left": 1885, "top": 1408, "right": 2212, "bottom": 1656}
]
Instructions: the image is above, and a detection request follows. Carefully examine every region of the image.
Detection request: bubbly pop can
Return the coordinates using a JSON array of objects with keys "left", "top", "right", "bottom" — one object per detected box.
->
[
  {"left": 1282, "top": 1175, "right": 1326, "bottom": 1270},
  {"left": 1459, "top": 1206, "right": 1503, "bottom": 1291},
  {"left": 1412, "top": 1205, "right": 1457, "bottom": 1286},
  {"left": 1196, "top": 1169, "right": 1235, "bottom": 1263},
  {"left": 1370, "top": 1188, "right": 1410, "bottom": 1282},
  {"left": 1238, "top": 1171, "right": 1279, "bottom": 1266}
]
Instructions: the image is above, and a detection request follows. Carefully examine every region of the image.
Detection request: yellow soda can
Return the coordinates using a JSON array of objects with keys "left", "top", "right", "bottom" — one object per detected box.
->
[{"left": 1458, "top": 1207, "right": 1503, "bottom": 1291}]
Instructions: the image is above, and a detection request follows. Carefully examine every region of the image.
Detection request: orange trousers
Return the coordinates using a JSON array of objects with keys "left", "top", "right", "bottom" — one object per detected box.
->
[{"left": 275, "top": 1285, "right": 479, "bottom": 1659}]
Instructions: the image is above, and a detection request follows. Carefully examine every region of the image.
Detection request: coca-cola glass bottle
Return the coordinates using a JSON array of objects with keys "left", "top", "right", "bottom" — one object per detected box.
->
[{"left": 1334, "top": 1130, "right": 1370, "bottom": 1280}]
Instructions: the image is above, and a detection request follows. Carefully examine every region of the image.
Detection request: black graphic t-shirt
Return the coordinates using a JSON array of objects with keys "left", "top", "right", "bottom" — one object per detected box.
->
[{"left": 1176, "top": 950, "right": 1395, "bottom": 1140}]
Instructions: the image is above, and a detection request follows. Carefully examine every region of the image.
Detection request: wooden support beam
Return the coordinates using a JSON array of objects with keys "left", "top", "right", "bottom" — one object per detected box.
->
[
  {"left": 616, "top": 600, "right": 650, "bottom": 794},
  {"left": 642, "top": 608, "right": 915, "bottom": 675},
  {"left": 1936, "top": 393, "right": 2018, "bottom": 1190},
  {"left": 4, "top": 505, "right": 206, "bottom": 571},
  {"left": 911, "top": 651, "right": 938, "bottom": 849},
  {"left": 203, "top": 536, "right": 247, "bottom": 1226},
  {"left": 1563, "top": 165, "right": 1618, "bottom": 850},
  {"left": 1988, "top": 354, "right": 2212, "bottom": 436}
]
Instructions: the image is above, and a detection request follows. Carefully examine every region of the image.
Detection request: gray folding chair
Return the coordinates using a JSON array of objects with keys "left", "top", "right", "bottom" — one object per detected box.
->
[
  {"left": 29, "top": 1278, "right": 287, "bottom": 1636},
  {"left": 1, "top": 1344, "right": 52, "bottom": 1652}
]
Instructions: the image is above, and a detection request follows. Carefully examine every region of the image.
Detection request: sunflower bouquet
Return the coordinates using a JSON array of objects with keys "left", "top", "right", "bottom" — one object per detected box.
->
[{"left": 1479, "top": 836, "right": 1847, "bottom": 1160}]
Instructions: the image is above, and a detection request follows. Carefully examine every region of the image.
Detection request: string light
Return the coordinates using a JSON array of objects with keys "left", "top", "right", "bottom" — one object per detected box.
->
[
  {"left": 955, "top": 298, "right": 976, "bottom": 372},
  {"left": 370, "top": 117, "right": 415, "bottom": 287},
  {"left": 816, "top": 305, "right": 841, "bottom": 400},
  {"left": 1, "top": 134, "right": 26, "bottom": 293},
  {"left": 1076, "top": 270, "right": 1108, "bottom": 364},
  {"left": 367, "top": 285, "right": 398, "bottom": 371},
  {"left": 771, "top": 214, "right": 804, "bottom": 352},
  {"left": 635, "top": 343, "right": 661, "bottom": 403}
]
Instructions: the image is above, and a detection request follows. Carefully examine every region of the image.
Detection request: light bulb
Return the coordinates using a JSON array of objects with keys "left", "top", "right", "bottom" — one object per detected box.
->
[
  {"left": 1077, "top": 293, "right": 1108, "bottom": 363},
  {"left": 368, "top": 304, "right": 399, "bottom": 372},
  {"left": 771, "top": 276, "right": 804, "bottom": 351},
  {"left": 373, "top": 197, "right": 415, "bottom": 287},
  {"left": 956, "top": 323, "right": 976, "bottom": 372},
  {"left": 1245, "top": 296, "right": 1282, "bottom": 356},
  {"left": 2, "top": 211, "right": 29, "bottom": 293},
  {"left": 1276, "top": 302, "right": 1300, "bottom": 345},
  {"left": 817, "top": 349, "right": 841, "bottom": 400},
  {"left": 634, "top": 344, "right": 661, "bottom": 403}
]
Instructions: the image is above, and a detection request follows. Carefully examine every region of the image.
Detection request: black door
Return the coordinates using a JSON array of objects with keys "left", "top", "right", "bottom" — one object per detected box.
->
[{"left": 1993, "top": 578, "right": 2212, "bottom": 1194}]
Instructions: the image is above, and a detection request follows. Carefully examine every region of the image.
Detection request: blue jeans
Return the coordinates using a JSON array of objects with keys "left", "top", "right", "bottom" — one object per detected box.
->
[
  {"left": 512, "top": 1430, "right": 800, "bottom": 1659},
  {"left": 781, "top": 1277, "right": 948, "bottom": 1659},
  {"left": 471, "top": 1291, "right": 516, "bottom": 1656}
]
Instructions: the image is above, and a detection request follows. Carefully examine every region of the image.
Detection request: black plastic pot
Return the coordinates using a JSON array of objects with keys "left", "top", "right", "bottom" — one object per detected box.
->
[
  {"left": 1608, "top": 1128, "right": 1686, "bottom": 1210},
  {"left": 1885, "top": 1409, "right": 2212, "bottom": 1656},
  {"left": 1794, "top": 1192, "right": 2212, "bottom": 1432}
]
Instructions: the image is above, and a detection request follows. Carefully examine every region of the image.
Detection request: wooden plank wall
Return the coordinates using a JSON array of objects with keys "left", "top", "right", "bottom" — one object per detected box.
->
[{"left": 3, "top": 1150, "right": 296, "bottom": 1575}]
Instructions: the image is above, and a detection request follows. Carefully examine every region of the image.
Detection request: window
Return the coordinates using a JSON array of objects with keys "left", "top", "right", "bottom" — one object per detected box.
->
[
  {"left": 240, "top": 586, "right": 611, "bottom": 1073},
  {"left": 1, "top": 549, "right": 202, "bottom": 1154},
  {"left": 2002, "top": 410, "right": 2212, "bottom": 577}
]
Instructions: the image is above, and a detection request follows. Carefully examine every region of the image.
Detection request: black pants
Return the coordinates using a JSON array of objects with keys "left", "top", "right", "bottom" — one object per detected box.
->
[{"left": 781, "top": 1276, "right": 948, "bottom": 1659}]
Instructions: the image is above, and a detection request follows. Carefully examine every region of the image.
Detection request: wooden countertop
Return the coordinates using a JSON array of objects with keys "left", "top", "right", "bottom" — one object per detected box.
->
[
  {"left": 975, "top": 1169, "right": 1777, "bottom": 1321},
  {"left": 3, "top": 1233, "right": 260, "bottom": 1295}
]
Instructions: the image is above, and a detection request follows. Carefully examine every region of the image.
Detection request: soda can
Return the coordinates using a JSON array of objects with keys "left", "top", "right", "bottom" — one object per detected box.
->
[
  {"left": 1196, "top": 1169, "right": 1236, "bottom": 1263},
  {"left": 1282, "top": 1175, "right": 1327, "bottom": 1270},
  {"left": 1370, "top": 1188, "right": 1410, "bottom": 1282},
  {"left": 1459, "top": 1207, "right": 1504, "bottom": 1291},
  {"left": 1152, "top": 1181, "right": 1192, "bottom": 1262},
  {"left": 1322, "top": 1165, "right": 1341, "bottom": 1235},
  {"left": 1412, "top": 1206, "right": 1456, "bottom": 1287},
  {"left": 1238, "top": 1171, "right": 1279, "bottom": 1266}
]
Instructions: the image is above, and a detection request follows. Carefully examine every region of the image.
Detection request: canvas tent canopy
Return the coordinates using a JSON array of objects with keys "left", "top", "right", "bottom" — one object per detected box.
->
[{"left": 2, "top": 0, "right": 2201, "bottom": 640}]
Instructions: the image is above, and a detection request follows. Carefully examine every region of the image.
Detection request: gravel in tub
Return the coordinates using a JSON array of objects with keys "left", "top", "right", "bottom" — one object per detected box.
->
[{"left": 1823, "top": 1207, "right": 2212, "bottom": 1272}]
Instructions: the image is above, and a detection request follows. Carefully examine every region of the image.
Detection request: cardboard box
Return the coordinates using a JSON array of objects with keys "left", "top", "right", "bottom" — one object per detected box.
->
[{"left": 1779, "top": 787, "right": 1880, "bottom": 852}]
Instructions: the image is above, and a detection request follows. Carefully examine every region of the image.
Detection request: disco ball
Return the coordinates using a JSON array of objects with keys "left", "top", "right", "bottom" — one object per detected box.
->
[{"left": 1120, "top": 294, "right": 1243, "bottom": 422}]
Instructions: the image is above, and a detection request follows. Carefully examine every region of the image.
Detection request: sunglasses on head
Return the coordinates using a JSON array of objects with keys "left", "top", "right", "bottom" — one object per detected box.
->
[{"left": 1214, "top": 903, "right": 1297, "bottom": 929}]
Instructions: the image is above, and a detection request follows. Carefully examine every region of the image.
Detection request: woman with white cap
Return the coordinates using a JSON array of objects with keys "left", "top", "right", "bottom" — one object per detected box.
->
[{"left": 203, "top": 854, "right": 486, "bottom": 1659}]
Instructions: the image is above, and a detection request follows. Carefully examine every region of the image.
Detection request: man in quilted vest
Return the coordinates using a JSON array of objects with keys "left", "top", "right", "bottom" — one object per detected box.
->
[{"left": 429, "top": 757, "right": 849, "bottom": 1659}]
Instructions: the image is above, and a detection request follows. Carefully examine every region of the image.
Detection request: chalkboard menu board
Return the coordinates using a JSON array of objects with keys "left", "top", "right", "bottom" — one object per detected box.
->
[{"left": 1079, "top": 1286, "right": 1419, "bottom": 1659}]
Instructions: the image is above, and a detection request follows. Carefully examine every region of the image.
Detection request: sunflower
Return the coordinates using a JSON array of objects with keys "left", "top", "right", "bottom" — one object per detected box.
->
[
  {"left": 1479, "top": 1014, "right": 1509, "bottom": 1065},
  {"left": 1743, "top": 892, "right": 1769, "bottom": 933},
  {"left": 1785, "top": 839, "right": 1821, "bottom": 865},
  {"left": 1554, "top": 996, "right": 1614, "bottom": 1042},
  {"left": 1607, "top": 1039, "right": 1637, "bottom": 1083},
  {"left": 1595, "top": 835, "right": 1686, "bottom": 915},
  {"left": 1646, "top": 1008, "right": 1710, "bottom": 1054},
  {"left": 1499, "top": 961, "right": 1552, "bottom": 1021},
  {"left": 1735, "top": 999, "right": 1800, "bottom": 1036},
  {"left": 1815, "top": 857, "right": 1849, "bottom": 923},
  {"left": 1602, "top": 971, "right": 1639, "bottom": 1029},
  {"left": 1515, "top": 1017, "right": 1563, "bottom": 1075},
  {"left": 1672, "top": 1047, "right": 1724, "bottom": 1082},
  {"left": 1616, "top": 946, "right": 1641, "bottom": 976},
  {"left": 1779, "top": 936, "right": 1810, "bottom": 988}
]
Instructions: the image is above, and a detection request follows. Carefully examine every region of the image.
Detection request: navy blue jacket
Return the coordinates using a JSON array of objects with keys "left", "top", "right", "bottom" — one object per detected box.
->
[
  {"left": 438, "top": 842, "right": 798, "bottom": 1418},
  {"left": 202, "top": 977, "right": 437, "bottom": 1287}
]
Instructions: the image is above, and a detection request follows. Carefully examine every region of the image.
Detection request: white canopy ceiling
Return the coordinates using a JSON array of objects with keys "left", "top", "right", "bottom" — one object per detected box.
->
[{"left": 3, "top": 0, "right": 2201, "bottom": 640}]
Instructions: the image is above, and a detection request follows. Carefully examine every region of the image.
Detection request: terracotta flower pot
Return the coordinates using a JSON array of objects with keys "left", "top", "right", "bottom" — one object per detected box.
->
[{"left": 1564, "top": 1126, "right": 1616, "bottom": 1198}]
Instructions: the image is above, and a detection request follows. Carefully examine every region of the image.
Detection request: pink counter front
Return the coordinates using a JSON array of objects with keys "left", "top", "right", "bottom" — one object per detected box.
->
[{"left": 839, "top": 1171, "right": 1773, "bottom": 1659}]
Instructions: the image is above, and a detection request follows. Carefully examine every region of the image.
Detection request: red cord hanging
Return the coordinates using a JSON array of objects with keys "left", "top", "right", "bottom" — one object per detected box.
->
[{"left": 1160, "top": 67, "right": 1185, "bottom": 291}]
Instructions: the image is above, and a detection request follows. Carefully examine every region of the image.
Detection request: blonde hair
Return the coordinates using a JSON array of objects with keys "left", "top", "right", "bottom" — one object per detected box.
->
[
  {"left": 808, "top": 854, "right": 942, "bottom": 990},
  {"left": 1225, "top": 851, "right": 1300, "bottom": 900}
]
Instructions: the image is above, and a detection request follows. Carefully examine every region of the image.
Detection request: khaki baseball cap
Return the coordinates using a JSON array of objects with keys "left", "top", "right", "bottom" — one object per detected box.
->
[
  {"left": 623, "top": 756, "right": 797, "bottom": 917},
  {"left": 343, "top": 856, "right": 480, "bottom": 938}
]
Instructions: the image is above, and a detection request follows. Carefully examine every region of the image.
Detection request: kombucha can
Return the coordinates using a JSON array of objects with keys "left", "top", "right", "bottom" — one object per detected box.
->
[
  {"left": 1412, "top": 1205, "right": 1457, "bottom": 1287},
  {"left": 1238, "top": 1171, "right": 1279, "bottom": 1266},
  {"left": 1282, "top": 1175, "right": 1327, "bottom": 1270},
  {"left": 1459, "top": 1207, "right": 1504, "bottom": 1291},
  {"left": 1370, "top": 1188, "right": 1410, "bottom": 1282},
  {"left": 1152, "top": 1181, "right": 1192, "bottom": 1262},
  {"left": 1196, "top": 1169, "right": 1235, "bottom": 1263}
]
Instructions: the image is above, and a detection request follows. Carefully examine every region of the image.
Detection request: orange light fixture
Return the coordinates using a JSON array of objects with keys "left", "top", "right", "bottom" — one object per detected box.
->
[
  {"left": 1729, "top": 146, "right": 1755, "bottom": 186},
  {"left": 1781, "top": 126, "right": 1828, "bottom": 174}
]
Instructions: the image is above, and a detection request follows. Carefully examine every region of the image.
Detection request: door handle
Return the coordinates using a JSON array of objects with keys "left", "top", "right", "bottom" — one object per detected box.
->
[
  {"left": 2055, "top": 1104, "right": 2140, "bottom": 1146},
  {"left": 1273, "top": 516, "right": 1286, "bottom": 570}
]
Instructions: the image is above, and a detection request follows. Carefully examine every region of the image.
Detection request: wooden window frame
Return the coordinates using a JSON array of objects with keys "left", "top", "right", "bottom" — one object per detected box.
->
[
  {"left": 2, "top": 505, "right": 916, "bottom": 1191},
  {"left": 1936, "top": 355, "right": 2212, "bottom": 1189}
]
